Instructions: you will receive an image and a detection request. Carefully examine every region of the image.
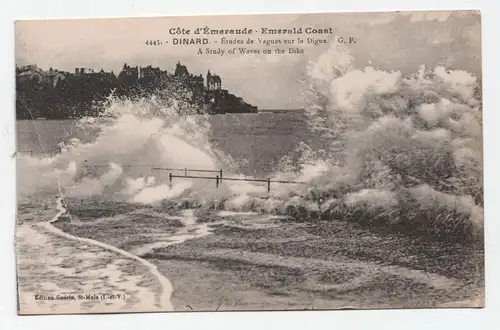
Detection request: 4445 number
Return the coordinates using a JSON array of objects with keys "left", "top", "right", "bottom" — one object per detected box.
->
[{"left": 145, "top": 40, "right": 163, "bottom": 46}]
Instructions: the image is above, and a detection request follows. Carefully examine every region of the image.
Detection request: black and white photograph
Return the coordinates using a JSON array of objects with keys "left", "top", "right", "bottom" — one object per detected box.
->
[{"left": 15, "top": 10, "right": 484, "bottom": 314}]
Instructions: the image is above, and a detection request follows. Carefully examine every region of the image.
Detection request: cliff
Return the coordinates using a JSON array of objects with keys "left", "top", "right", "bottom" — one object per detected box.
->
[{"left": 16, "top": 63, "right": 258, "bottom": 120}]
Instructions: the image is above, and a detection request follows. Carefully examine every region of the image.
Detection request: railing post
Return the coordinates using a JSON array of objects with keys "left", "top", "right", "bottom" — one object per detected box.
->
[
  {"left": 219, "top": 169, "right": 223, "bottom": 183},
  {"left": 169, "top": 173, "right": 173, "bottom": 189},
  {"left": 184, "top": 168, "right": 187, "bottom": 177},
  {"left": 30, "top": 150, "right": 33, "bottom": 157},
  {"left": 267, "top": 178, "right": 271, "bottom": 194},
  {"left": 216, "top": 175, "right": 219, "bottom": 188}
]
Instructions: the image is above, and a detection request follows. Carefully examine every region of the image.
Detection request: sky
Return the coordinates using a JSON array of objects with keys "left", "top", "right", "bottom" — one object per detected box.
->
[{"left": 15, "top": 11, "right": 481, "bottom": 109}]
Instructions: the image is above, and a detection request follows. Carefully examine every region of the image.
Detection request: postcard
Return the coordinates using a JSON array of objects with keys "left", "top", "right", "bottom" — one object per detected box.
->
[{"left": 15, "top": 10, "right": 483, "bottom": 314}]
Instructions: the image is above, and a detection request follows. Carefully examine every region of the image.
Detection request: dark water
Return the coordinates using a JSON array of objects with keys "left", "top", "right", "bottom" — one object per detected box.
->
[
  {"left": 210, "top": 112, "right": 312, "bottom": 176},
  {"left": 16, "top": 111, "right": 311, "bottom": 176}
]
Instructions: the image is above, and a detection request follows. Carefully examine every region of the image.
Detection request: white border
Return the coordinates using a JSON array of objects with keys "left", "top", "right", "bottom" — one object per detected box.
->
[{"left": 1, "top": 1, "right": 498, "bottom": 329}]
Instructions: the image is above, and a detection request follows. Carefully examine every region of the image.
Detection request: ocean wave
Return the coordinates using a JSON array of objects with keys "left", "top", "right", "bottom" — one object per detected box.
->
[{"left": 17, "top": 44, "right": 483, "bottom": 243}]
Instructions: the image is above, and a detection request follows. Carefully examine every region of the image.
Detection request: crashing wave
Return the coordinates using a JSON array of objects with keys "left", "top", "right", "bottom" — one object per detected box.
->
[{"left": 18, "top": 44, "right": 483, "bottom": 243}]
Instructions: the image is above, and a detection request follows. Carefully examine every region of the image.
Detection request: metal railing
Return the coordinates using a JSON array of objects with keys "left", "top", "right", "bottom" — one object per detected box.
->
[
  {"left": 156, "top": 168, "right": 305, "bottom": 194},
  {"left": 152, "top": 167, "right": 223, "bottom": 180},
  {"left": 17, "top": 151, "right": 305, "bottom": 193}
]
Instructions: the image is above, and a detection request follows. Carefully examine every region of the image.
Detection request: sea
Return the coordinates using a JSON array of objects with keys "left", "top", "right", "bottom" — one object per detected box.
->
[
  {"left": 15, "top": 58, "right": 485, "bottom": 312},
  {"left": 16, "top": 112, "right": 311, "bottom": 177}
]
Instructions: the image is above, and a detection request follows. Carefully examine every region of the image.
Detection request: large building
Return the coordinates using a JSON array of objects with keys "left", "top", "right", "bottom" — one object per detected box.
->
[
  {"left": 170, "top": 63, "right": 257, "bottom": 114},
  {"left": 206, "top": 70, "right": 221, "bottom": 91}
]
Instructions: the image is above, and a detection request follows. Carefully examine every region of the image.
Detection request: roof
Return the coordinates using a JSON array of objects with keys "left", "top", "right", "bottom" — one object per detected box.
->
[{"left": 175, "top": 63, "right": 189, "bottom": 76}]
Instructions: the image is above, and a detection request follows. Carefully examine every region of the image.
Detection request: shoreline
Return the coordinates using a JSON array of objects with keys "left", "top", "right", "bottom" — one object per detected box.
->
[
  {"left": 16, "top": 197, "right": 175, "bottom": 314},
  {"left": 44, "top": 197, "right": 174, "bottom": 311}
]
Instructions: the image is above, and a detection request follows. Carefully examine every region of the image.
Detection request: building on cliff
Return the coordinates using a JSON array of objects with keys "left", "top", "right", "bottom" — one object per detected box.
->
[
  {"left": 16, "top": 61, "right": 258, "bottom": 119},
  {"left": 206, "top": 70, "right": 221, "bottom": 91},
  {"left": 168, "top": 62, "right": 257, "bottom": 114}
]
